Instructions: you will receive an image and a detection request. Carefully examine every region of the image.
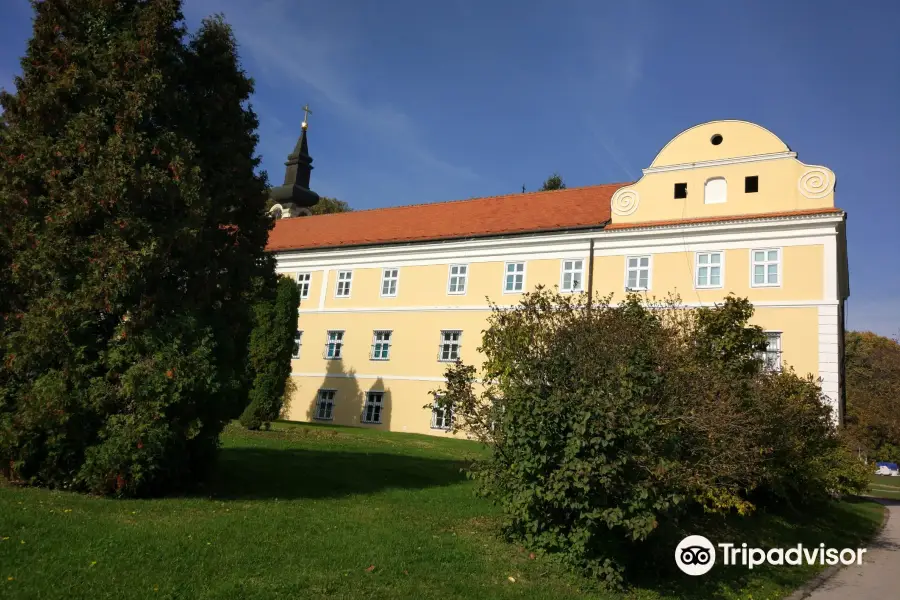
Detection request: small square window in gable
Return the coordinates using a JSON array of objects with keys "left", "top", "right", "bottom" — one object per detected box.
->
[
  {"left": 674, "top": 183, "right": 687, "bottom": 199},
  {"left": 745, "top": 176, "right": 759, "bottom": 193}
]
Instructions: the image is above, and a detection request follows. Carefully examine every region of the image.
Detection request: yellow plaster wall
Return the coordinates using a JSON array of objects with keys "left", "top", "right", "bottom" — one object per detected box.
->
[
  {"left": 312, "top": 258, "right": 566, "bottom": 310},
  {"left": 650, "top": 121, "right": 789, "bottom": 167},
  {"left": 286, "top": 304, "right": 823, "bottom": 434},
  {"left": 293, "top": 310, "right": 493, "bottom": 379},
  {"left": 750, "top": 307, "right": 820, "bottom": 376},
  {"left": 286, "top": 376, "right": 463, "bottom": 437},
  {"left": 591, "top": 245, "right": 823, "bottom": 301},
  {"left": 613, "top": 121, "right": 836, "bottom": 224}
]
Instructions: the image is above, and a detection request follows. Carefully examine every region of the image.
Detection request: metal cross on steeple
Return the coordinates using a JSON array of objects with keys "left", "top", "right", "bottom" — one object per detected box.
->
[{"left": 301, "top": 104, "right": 313, "bottom": 129}]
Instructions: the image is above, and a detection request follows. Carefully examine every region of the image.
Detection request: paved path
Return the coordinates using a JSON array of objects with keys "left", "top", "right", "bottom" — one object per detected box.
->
[{"left": 802, "top": 499, "right": 900, "bottom": 599}]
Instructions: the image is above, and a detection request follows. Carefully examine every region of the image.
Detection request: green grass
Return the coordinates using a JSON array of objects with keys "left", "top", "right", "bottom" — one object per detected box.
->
[
  {"left": 0, "top": 422, "right": 886, "bottom": 599},
  {"left": 868, "top": 473, "right": 900, "bottom": 500}
]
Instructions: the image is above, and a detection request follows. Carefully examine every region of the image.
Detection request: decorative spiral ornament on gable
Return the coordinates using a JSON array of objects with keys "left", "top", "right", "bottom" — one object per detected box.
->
[
  {"left": 611, "top": 188, "right": 640, "bottom": 216},
  {"left": 798, "top": 168, "right": 834, "bottom": 199}
]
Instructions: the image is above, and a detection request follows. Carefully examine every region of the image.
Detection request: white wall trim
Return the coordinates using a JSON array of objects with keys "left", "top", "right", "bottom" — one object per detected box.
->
[
  {"left": 292, "top": 372, "right": 448, "bottom": 383},
  {"left": 273, "top": 214, "right": 843, "bottom": 273},
  {"left": 297, "top": 299, "right": 838, "bottom": 315},
  {"left": 641, "top": 151, "right": 797, "bottom": 174},
  {"left": 823, "top": 234, "right": 838, "bottom": 302}
]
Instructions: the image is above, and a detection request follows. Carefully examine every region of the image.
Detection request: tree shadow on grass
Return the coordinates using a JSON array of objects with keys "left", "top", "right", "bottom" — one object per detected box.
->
[{"left": 201, "top": 446, "right": 469, "bottom": 500}]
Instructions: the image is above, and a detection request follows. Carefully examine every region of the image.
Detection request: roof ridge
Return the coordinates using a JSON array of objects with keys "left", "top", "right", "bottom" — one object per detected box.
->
[{"left": 299, "top": 181, "right": 632, "bottom": 219}]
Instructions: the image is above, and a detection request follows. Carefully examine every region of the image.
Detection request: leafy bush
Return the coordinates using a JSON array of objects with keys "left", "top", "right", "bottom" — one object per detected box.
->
[
  {"left": 431, "top": 288, "right": 866, "bottom": 586},
  {"left": 240, "top": 276, "right": 300, "bottom": 430},
  {"left": 0, "top": 2, "right": 271, "bottom": 495}
]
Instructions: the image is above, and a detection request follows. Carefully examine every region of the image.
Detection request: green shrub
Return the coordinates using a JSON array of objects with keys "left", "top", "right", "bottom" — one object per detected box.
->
[{"left": 432, "top": 288, "right": 867, "bottom": 586}]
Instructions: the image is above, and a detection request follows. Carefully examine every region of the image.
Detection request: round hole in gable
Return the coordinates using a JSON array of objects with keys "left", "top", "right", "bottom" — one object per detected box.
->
[{"left": 710, "top": 134, "right": 723, "bottom": 146}]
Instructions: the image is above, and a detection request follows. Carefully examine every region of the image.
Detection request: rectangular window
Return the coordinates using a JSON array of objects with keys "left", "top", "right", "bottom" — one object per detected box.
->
[
  {"left": 504, "top": 262, "right": 525, "bottom": 293},
  {"left": 561, "top": 259, "right": 584, "bottom": 292},
  {"left": 695, "top": 252, "right": 723, "bottom": 288},
  {"left": 324, "top": 330, "right": 344, "bottom": 359},
  {"left": 431, "top": 398, "right": 453, "bottom": 430},
  {"left": 363, "top": 391, "right": 384, "bottom": 424},
  {"left": 335, "top": 270, "right": 352, "bottom": 297},
  {"left": 439, "top": 330, "right": 462, "bottom": 362},
  {"left": 674, "top": 182, "right": 688, "bottom": 199},
  {"left": 745, "top": 175, "right": 759, "bottom": 193},
  {"left": 371, "top": 330, "right": 392, "bottom": 360},
  {"left": 751, "top": 248, "right": 781, "bottom": 287},
  {"left": 296, "top": 272, "right": 311, "bottom": 299},
  {"left": 626, "top": 256, "right": 651, "bottom": 290},
  {"left": 315, "top": 389, "right": 335, "bottom": 420},
  {"left": 756, "top": 332, "right": 782, "bottom": 372},
  {"left": 292, "top": 330, "right": 303, "bottom": 359},
  {"left": 447, "top": 264, "right": 468, "bottom": 295},
  {"left": 381, "top": 268, "right": 398, "bottom": 297}
]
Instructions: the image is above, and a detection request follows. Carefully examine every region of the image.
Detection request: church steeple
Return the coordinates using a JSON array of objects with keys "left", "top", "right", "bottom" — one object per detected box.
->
[{"left": 269, "top": 105, "right": 320, "bottom": 217}]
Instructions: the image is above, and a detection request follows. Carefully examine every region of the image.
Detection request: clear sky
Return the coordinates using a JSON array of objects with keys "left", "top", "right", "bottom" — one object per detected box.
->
[{"left": 1, "top": 1, "right": 898, "bottom": 335}]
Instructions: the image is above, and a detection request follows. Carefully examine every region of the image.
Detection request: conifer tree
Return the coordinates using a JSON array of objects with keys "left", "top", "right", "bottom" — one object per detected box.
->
[
  {"left": 240, "top": 276, "right": 300, "bottom": 430},
  {"left": 0, "top": 0, "right": 271, "bottom": 495}
]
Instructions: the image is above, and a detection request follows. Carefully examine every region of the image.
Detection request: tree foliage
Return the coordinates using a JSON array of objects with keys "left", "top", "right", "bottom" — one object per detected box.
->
[
  {"left": 0, "top": 1, "right": 272, "bottom": 495},
  {"left": 309, "top": 196, "right": 351, "bottom": 215},
  {"left": 240, "top": 276, "right": 299, "bottom": 430},
  {"left": 431, "top": 289, "right": 867, "bottom": 586},
  {"left": 844, "top": 330, "right": 900, "bottom": 462},
  {"left": 539, "top": 173, "right": 566, "bottom": 191}
]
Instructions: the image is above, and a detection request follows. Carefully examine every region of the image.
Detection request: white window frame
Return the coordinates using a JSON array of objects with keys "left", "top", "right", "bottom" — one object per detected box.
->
[
  {"left": 625, "top": 255, "right": 652, "bottom": 291},
  {"left": 335, "top": 270, "right": 353, "bottom": 298},
  {"left": 560, "top": 259, "right": 585, "bottom": 293},
  {"left": 292, "top": 330, "right": 303, "bottom": 359},
  {"left": 315, "top": 389, "right": 336, "bottom": 421},
  {"left": 503, "top": 262, "right": 526, "bottom": 294},
  {"left": 431, "top": 396, "right": 453, "bottom": 430},
  {"left": 370, "top": 330, "right": 392, "bottom": 361},
  {"left": 695, "top": 251, "right": 724, "bottom": 289},
  {"left": 704, "top": 177, "right": 727, "bottom": 204},
  {"left": 750, "top": 248, "right": 782, "bottom": 288},
  {"left": 324, "top": 330, "right": 344, "bottom": 360},
  {"left": 447, "top": 264, "right": 468, "bottom": 295},
  {"left": 296, "top": 272, "right": 312, "bottom": 300},
  {"left": 362, "top": 391, "right": 384, "bottom": 424},
  {"left": 756, "top": 331, "right": 783, "bottom": 372},
  {"left": 380, "top": 267, "right": 399, "bottom": 298},
  {"left": 438, "top": 330, "right": 462, "bottom": 362}
]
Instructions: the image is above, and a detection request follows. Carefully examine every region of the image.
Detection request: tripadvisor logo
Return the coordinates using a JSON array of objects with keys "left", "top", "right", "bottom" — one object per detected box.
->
[
  {"left": 676, "top": 535, "right": 716, "bottom": 576},
  {"left": 675, "top": 535, "right": 868, "bottom": 576}
]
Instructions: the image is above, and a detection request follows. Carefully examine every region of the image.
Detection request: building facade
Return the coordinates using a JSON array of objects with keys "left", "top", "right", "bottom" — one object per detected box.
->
[{"left": 267, "top": 120, "right": 849, "bottom": 435}]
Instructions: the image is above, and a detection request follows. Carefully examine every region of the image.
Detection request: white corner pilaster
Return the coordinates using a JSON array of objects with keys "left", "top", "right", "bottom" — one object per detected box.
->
[
  {"left": 817, "top": 304, "right": 840, "bottom": 424},
  {"left": 318, "top": 268, "right": 330, "bottom": 311}
]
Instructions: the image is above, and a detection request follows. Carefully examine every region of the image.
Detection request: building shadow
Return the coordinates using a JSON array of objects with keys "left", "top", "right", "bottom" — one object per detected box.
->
[
  {"left": 203, "top": 447, "right": 469, "bottom": 500},
  {"left": 302, "top": 353, "right": 391, "bottom": 431}
]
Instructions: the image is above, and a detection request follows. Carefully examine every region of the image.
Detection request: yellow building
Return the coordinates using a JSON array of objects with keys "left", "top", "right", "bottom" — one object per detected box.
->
[{"left": 267, "top": 120, "right": 849, "bottom": 435}]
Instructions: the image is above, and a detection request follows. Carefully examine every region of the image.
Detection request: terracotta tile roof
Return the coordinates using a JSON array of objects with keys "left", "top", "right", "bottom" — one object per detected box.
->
[
  {"left": 266, "top": 183, "right": 626, "bottom": 252},
  {"left": 604, "top": 208, "right": 844, "bottom": 231}
]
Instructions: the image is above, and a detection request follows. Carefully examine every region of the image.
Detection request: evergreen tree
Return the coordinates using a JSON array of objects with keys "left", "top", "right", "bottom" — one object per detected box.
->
[
  {"left": 540, "top": 173, "right": 566, "bottom": 191},
  {"left": 240, "top": 276, "right": 300, "bottom": 430},
  {"left": 0, "top": 0, "right": 271, "bottom": 495}
]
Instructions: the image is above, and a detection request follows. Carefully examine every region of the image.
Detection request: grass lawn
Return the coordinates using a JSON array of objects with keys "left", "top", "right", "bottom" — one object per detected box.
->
[
  {"left": 0, "top": 421, "right": 886, "bottom": 600},
  {"left": 868, "top": 473, "right": 900, "bottom": 500}
]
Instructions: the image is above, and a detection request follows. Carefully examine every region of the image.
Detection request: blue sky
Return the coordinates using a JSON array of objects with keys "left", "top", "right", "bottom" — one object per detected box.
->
[{"left": 1, "top": 1, "right": 898, "bottom": 335}]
